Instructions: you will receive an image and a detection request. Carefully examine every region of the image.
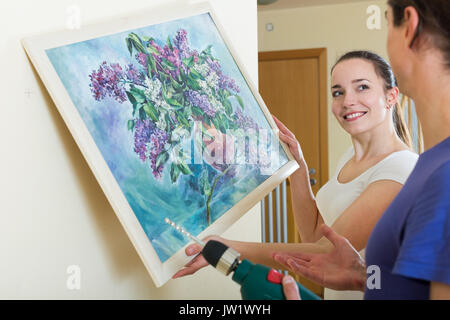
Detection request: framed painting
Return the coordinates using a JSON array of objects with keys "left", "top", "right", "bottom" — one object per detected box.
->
[{"left": 22, "top": 2, "right": 298, "bottom": 287}]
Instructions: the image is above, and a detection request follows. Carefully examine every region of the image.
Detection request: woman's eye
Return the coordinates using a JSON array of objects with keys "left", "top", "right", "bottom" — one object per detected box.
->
[
  {"left": 358, "top": 84, "right": 370, "bottom": 91},
  {"left": 332, "top": 91, "right": 343, "bottom": 98}
]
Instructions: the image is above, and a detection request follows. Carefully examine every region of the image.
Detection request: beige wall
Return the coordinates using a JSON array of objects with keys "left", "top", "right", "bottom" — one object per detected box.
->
[
  {"left": 0, "top": 0, "right": 259, "bottom": 299},
  {"left": 258, "top": 0, "right": 389, "bottom": 174}
]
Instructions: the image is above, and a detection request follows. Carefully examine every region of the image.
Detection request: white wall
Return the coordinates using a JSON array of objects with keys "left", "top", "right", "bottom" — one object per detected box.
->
[
  {"left": 258, "top": 0, "right": 389, "bottom": 174},
  {"left": 0, "top": 0, "right": 259, "bottom": 299}
]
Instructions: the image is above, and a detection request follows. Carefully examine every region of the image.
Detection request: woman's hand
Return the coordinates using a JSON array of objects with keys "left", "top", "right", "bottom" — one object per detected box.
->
[
  {"left": 172, "top": 235, "right": 223, "bottom": 278},
  {"left": 272, "top": 115, "right": 304, "bottom": 165},
  {"left": 272, "top": 225, "right": 367, "bottom": 292}
]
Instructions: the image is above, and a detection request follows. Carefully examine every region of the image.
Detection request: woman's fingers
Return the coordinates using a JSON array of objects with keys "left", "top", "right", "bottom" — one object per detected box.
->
[
  {"left": 172, "top": 256, "right": 207, "bottom": 278},
  {"left": 273, "top": 252, "right": 312, "bottom": 271},
  {"left": 286, "top": 261, "right": 323, "bottom": 286},
  {"left": 185, "top": 244, "right": 202, "bottom": 256},
  {"left": 272, "top": 115, "right": 296, "bottom": 138}
]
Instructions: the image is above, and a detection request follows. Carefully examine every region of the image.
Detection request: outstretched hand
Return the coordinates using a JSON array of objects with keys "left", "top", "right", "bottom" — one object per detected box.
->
[
  {"left": 272, "top": 225, "right": 367, "bottom": 292},
  {"left": 172, "top": 236, "right": 222, "bottom": 279}
]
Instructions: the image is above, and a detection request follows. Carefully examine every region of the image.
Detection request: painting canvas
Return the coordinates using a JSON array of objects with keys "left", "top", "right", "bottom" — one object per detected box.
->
[{"left": 22, "top": 3, "right": 298, "bottom": 287}]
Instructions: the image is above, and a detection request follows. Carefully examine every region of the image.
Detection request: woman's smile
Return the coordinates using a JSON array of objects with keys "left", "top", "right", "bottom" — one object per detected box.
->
[{"left": 343, "top": 111, "right": 368, "bottom": 122}]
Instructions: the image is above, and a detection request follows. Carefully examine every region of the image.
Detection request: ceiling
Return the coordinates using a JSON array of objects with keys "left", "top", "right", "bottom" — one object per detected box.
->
[{"left": 258, "top": 0, "right": 373, "bottom": 11}]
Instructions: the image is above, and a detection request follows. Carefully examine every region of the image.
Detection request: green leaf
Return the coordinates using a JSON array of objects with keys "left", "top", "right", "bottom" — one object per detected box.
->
[
  {"left": 126, "top": 91, "right": 139, "bottom": 116},
  {"left": 147, "top": 44, "right": 160, "bottom": 55},
  {"left": 202, "top": 45, "right": 213, "bottom": 57},
  {"left": 161, "top": 59, "right": 176, "bottom": 71},
  {"left": 165, "top": 112, "right": 176, "bottom": 127},
  {"left": 179, "top": 68, "right": 188, "bottom": 82},
  {"left": 178, "top": 162, "right": 193, "bottom": 175},
  {"left": 171, "top": 77, "right": 184, "bottom": 91},
  {"left": 139, "top": 107, "right": 146, "bottom": 120},
  {"left": 182, "top": 56, "right": 194, "bottom": 68},
  {"left": 167, "top": 36, "right": 174, "bottom": 51},
  {"left": 130, "top": 87, "right": 146, "bottom": 104},
  {"left": 127, "top": 119, "right": 135, "bottom": 131},
  {"left": 143, "top": 101, "right": 158, "bottom": 122},
  {"left": 189, "top": 69, "right": 202, "bottom": 80},
  {"left": 162, "top": 86, "right": 183, "bottom": 109},
  {"left": 223, "top": 99, "right": 233, "bottom": 116},
  {"left": 147, "top": 55, "right": 157, "bottom": 76},
  {"left": 192, "top": 106, "right": 203, "bottom": 117},
  {"left": 199, "top": 170, "right": 211, "bottom": 196},
  {"left": 234, "top": 95, "right": 244, "bottom": 109},
  {"left": 126, "top": 33, "right": 147, "bottom": 54},
  {"left": 176, "top": 112, "right": 190, "bottom": 127},
  {"left": 170, "top": 163, "right": 181, "bottom": 183},
  {"left": 159, "top": 72, "right": 168, "bottom": 84},
  {"left": 156, "top": 150, "right": 169, "bottom": 169},
  {"left": 126, "top": 38, "right": 133, "bottom": 56},
  {"left": 142, "top": 36, "right": 154, "bottom": 42},
  {"left": 186, "top": 76, "right": 201, "bottom": 91}
]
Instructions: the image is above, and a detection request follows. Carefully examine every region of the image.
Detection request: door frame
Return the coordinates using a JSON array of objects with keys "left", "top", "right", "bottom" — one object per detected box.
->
[{"left": 258, "top": 48, "right": 329, "bottom": 186}]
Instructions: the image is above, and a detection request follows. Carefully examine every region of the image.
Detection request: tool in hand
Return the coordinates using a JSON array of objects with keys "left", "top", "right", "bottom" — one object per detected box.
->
[{"left": 165, "top": 217, "right": 321, "bottom": 300}]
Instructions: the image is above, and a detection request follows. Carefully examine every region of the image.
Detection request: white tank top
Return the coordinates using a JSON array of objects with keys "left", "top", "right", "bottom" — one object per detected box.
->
[{"left": 315, "top": 147, "right": 418, "bottom": 300}]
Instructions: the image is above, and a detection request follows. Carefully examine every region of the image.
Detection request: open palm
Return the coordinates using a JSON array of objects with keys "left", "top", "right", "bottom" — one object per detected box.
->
[{"left": 273, "top": 225, "right": 366, "bottom": 291}]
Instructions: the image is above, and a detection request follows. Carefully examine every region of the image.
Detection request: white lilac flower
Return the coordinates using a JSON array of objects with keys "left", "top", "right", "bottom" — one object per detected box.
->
[
  {"left": 171, "top": 125, "right": 190, "bottom": 142},
  {"left": 155, "top": 111, "right": 167, "bottom": 131}
]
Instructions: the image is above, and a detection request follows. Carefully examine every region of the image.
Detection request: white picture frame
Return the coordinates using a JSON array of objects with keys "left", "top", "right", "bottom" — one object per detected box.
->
[{"left": 22, "top": 2, "right": 298, "bottom": 287}]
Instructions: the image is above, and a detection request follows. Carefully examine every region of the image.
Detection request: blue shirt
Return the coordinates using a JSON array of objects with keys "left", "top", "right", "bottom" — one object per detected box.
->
[{"left": 365, "top": 137, "right": 450, "bottom": 299}]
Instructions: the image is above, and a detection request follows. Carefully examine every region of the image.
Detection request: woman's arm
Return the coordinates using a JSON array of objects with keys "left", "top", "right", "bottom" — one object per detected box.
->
[
  {"left": 288, "top": 162, "right": 324, "bottom": 243},
  {"left": 327, "top": 179, "right": 403, "bottom": 252},
  {"left": 174, "top": 179, "right": 403, "bottom": 278},
  {"left": 229, "top": 179, "right": 404, "bottom": 267},
  {"left": 273, "top": 115, "right": 324, "bottom": 242}
]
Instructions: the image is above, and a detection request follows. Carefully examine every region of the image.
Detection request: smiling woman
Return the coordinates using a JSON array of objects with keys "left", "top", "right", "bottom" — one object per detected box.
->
[
  {"left": 174, "top": 50, "right": 419, "bottom": 301},
  {"left": 331, "top": 51, "right": 412, "bottom": 148}
]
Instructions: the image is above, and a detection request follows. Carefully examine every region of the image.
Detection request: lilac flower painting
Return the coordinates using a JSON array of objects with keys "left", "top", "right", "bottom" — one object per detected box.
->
[{"left": 44, "top": 13, "right": 290, "bottom": 265}]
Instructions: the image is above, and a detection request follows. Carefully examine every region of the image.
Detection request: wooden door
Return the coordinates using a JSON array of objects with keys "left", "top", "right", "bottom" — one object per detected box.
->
[{"left": 259, "top": 48, "right": 328, "bottom": 297}]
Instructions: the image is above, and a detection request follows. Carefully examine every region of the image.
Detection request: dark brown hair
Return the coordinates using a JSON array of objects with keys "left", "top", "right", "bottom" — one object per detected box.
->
[
  {"left": 388, "top": 0, "right": 450, "bottom": 68},
  {"left": 332, "top": 51, "right": 412, "bottom": 148}
]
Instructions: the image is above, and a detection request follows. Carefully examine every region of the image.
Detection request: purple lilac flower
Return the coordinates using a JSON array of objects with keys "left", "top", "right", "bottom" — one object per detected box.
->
[
  {"left": 185, "top": 90, "right": 215, "bottom": 117},
  {"left": 164, "top": 46, "right": 181, "bottom": 68},
  {"left": 173, "top": 29, "right": 190, "bottom": 59},
  {"left": 126, "top": 64, "right": 145, "bottom": 86},
  {"left": 134, "top": 119, "right": 155, "bottom": 162},
  {"left": 150, "top": 40, "right": 164, "bottom": 55},
  {"left": 135, "top": 52, "right": 149, "bottom": 75},
  {"left": 133, "top": 119, "right": 169, "bottom": 178},
  {"left": 89, "top": 61, "right": 127, "bottom": 103},
  {"left": 161, "top": 45, "right": 181, "bottom": 78},
  {"left": 89, "top": 62, "right": 129, "bottom": 103},
  {"left": 218, "top": 76, "right": 240, "bottom": 93},
  {"left": 205, "top": 57, "right": 240, "bottom": 93},
  {"left": 149, "top": 129, "right": 169, "bottom": 179},
  {"left": 234, "top": 109, "right": 258, "bottom": 131},
  {"left": 173, "top": 29, "right": 199, "bottom": 71}
]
